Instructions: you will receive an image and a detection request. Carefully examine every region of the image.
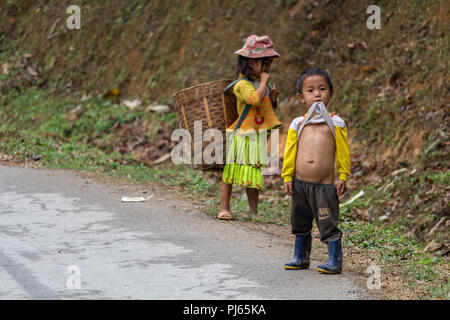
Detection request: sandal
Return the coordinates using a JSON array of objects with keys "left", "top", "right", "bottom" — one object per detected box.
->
[{"left": 217, "top": 210, "right": 233, "bottom": 220}]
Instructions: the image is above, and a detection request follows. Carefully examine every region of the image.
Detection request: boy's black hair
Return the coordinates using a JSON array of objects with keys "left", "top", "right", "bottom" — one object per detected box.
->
[
  {"left": 236, "top": 56, "right": 270, "bottom": 79},
  {"left": 296, "top": 67, "right": 333, "bottom": 94}
]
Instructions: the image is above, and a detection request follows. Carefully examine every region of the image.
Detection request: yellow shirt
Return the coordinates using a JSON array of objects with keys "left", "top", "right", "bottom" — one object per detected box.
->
[
  {"left": 227, "top": 75, "right": 282, "bottom": 131},
  {"left": 233, "top": 77, "right": 262, "bottom": 114},
  {"left": 281, "top": 114, "right": 350, "bottom": 183}
]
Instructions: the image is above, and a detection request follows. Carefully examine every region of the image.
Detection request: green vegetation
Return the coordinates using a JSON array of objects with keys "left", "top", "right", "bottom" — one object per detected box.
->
[{"left": 0, "top": 0, "right": 448, "bottom": 300}]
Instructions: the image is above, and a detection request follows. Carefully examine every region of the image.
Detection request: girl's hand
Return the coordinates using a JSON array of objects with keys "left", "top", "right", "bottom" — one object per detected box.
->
[
  {"left": 256, "top": 73, "right": 270, "bottom": 103},
  {"left": 260, "top": 72, "right": 270, "bottom": 83},
  {"left": 335, "top": 179, "right": 346, "bottom": 197},
  {"left": 269, "top": 87, "right": 279, "bottom": 101},
  {"left": 284, "top": 182, "right": 293, "bottom": 196},
  {"left": 270, "top": 87, "right": 279, "bottom": 108}
]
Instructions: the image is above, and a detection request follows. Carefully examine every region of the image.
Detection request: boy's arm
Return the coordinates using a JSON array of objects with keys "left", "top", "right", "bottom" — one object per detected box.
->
[
  {"left": 281, "top": 127, "right": 298, "bottom": 183},
  {"left": 335, "top": 125, "right": 350, "bottom": 181}
]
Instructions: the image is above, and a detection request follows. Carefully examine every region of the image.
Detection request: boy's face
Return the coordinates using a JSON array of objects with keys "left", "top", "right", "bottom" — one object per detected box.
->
[{"left": 297, "top": 75, "right": 333, "bottom": 108}]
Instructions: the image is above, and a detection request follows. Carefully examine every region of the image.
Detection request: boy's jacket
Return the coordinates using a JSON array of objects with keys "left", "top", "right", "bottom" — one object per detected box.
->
[{"left": 281, "top": 104, "right": 350, "bottom": 183}]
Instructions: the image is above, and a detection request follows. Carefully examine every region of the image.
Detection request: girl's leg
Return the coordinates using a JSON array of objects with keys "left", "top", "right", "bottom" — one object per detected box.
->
[
  {"left": 218, "top": 181, "right": 233, "bottom": 219},
  {"left": 246, "top": 187, "right": 259, "bottom": 215}
]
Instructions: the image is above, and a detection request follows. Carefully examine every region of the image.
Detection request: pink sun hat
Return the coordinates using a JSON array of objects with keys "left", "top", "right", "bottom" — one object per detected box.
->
[{"left": 234, "top": 35, "right": 280, "bottom": 59}]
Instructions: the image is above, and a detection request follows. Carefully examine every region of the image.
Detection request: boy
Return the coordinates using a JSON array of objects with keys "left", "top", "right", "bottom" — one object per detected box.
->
[{"left": 281, "top": 67, "right": 350, "bottom": 274}]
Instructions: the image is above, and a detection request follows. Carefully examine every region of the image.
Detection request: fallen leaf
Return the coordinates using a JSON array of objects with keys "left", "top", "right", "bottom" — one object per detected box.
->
[
  {"left": 65, "top": 112, "right": 77, "bottom": 121},
  {"left": 420, "top": 17, "right": 431, "bottom": 29},
  {"left": 388, "top": 71, "right": 402, "bottom": 86},
  {"left": 122, "top": 99, "right": 141, "bottom": 110},
  {"left": 147, "top": 104, "right": 169, "bottom": 113},
  {"left": 288, "top": 0, "right": 304, "bottom": 18},
  {"left": 424, "top": 240, "right": 442, "bottom": 253},
  {"left": 360, "top": 210, "right": 372, "bottom": 221},
  {"left": 311, "top": 30, "right": 319, "bottom": 38},
  {"left": 428, "top": 217, "right": 446, "bottom": 236},
  {"left": 362, "top": 65, "right": 375, "bottom": 73},
  {"left": 47, "top": 56, "right": 56, "bottom": 70},
  {"left": 27, "top": 67, "right": 38, "bottom": 77},
  {"left": 103, "top": 88, "right": 120, "bottom": 100},
  {"left": 1, "top": 63, "right": 9, "bottom": 75}
]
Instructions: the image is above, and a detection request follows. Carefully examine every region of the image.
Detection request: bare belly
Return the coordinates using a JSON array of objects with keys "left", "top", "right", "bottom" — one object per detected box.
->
[{"left": 295, "top": 123, "right": 336, "bottom": 184}]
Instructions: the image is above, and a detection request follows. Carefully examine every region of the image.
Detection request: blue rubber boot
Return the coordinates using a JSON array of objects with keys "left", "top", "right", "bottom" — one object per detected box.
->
[
  {"left": 284, "top": 235, "right": 311, "bottom": 270},
  {"left": 316, "top": 240, "right": 343, "bottom": 274}
]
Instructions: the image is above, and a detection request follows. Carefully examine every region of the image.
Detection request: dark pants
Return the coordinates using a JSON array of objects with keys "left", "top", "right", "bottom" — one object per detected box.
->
[{"left": 291, "top": 178, "right": 342, "bottom": 243}]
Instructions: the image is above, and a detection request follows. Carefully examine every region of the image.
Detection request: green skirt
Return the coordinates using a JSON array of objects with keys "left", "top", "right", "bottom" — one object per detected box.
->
[{"left": 222, "top": 131, "right": 266, "bottom": 191}]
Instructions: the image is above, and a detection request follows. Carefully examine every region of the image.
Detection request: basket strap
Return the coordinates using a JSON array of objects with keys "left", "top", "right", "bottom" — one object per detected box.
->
[
  {"left": 223, "top": 78, "right": 252, "bottom": 93},
  {"left": 223, "top": 79, "right": 241, "bottom": 93},
  {"left": 224, "top": 78, "right": 253, "bottom": 131},
  {"left": 234, "top": 104, "right": 250, "bottom": 131}
]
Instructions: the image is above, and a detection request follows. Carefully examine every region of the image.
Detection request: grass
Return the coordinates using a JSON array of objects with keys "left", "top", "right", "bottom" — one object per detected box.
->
[
  {"left": 339, "top": 174, "right": 449, "bottom": 299},
  {"left": 342, "top": 219, "right": 449, "bottom": 299}
]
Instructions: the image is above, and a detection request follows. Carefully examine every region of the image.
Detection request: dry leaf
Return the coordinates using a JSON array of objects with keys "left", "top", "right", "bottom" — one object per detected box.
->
[
  {"left": 27, "top": 67, "right": 38, "bottom": 77},
  {"left": 1, "top": 63, "right": 9, "bottom": 75},
  {"left": 362, "top": 66, "right": 375, "bottom": 73},
  {"left": 424, "top": 240, "right": 442, "bottom": 253}
]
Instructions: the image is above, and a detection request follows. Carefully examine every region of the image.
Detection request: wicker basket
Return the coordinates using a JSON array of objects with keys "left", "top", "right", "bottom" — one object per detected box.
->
[{"left": 173, "top": 79, "right": 238, "bottom": 171}]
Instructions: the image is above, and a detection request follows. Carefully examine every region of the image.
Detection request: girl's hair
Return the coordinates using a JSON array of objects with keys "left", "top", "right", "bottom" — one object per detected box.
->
[
  {"left": 296, "top": 67, "right": 333, "bottom": 94},
  {"left": 236, "top": 56, "right": 270, "bottom": 78}
]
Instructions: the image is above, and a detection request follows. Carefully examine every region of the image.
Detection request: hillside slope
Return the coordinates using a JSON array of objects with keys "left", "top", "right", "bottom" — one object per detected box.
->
[{"left": 2, "top": 1, "right": 448, "bottom": 161}]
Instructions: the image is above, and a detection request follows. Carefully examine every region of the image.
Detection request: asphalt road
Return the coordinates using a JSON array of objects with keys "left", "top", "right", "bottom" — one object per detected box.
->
[{"left": 0, "top": 165, "right": 370, "bottom": 300}]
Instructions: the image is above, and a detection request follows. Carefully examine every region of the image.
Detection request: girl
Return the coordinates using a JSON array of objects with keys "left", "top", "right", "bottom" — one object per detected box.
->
[{"left": 218, "top": 35, "right": 282, "bottom": 220}]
